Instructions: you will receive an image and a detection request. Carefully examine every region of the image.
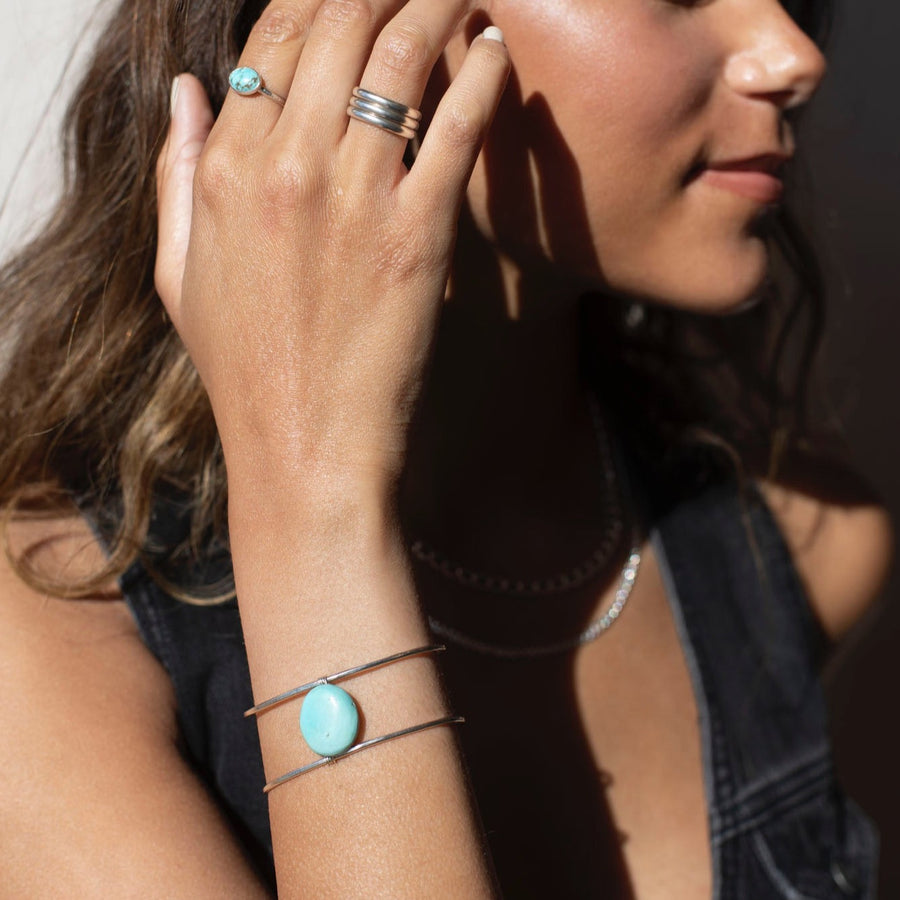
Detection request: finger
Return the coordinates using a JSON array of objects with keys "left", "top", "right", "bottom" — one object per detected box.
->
[
  {"left": 215, "top": 1, "right": 314, "bottom": 145},
  {"left": 343, "top": 0, "right": 473, "bottom": 169},
  {"left": 275, "top": 0, "right": 396, "bottom": 147},
  {"left": 400, "top": 27, "right": 509, "bottom": 223},
  {"left": 284, "top": 0, "right": 470, "bottom": 164},
  {"left": 155, "top": 74, "right": 215, "bottom": 324}
]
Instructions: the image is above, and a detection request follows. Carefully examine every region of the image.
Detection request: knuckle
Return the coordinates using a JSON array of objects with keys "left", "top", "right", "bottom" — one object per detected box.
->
[
  {"left": 438, "top": 100, "right": 481, "bottom": 149},
  {"left": 318, "top": 0, "right": 376, "bottom": 33},
  {"left": 175, "top": 139, "right": 207, "bottom": 169},
  {"left": 194, "top": 147, "right": 238, "bottom": 205},
  {"left": 378, "top": 220, "right": 442, "bottom": 277},
  {"left": 260, "top": 152, "right": 314, "bottom": 207},
  {"left": 377, "top": 22, "right": 431, "bottom": 75},
  {"left": 476, "top": 37, "right": 510, "bottom": 69},
  {"left": 254, "top": 3, "right": 309, "bottom": 44}
]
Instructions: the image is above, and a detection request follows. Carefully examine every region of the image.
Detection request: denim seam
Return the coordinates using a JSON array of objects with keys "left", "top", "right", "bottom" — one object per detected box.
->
[
  {"left": 728, "top": 743, "right": 832, "bottom": 808},
  {"left": 752, "top": 832, "right": 820, "bottom": 900},
  {"left": 714, "top": 765, "right": 834, "bottom": 845},
  {"left": 651, "top": 524, "right": 721, "bottom": 900}
]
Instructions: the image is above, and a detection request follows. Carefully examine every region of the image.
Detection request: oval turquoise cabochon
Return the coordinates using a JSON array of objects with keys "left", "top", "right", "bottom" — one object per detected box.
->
[{"left": 299, "top": 683, "right": 360, "bottom": 757}]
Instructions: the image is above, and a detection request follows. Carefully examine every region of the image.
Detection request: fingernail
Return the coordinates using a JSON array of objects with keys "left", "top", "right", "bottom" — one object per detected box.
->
[
  {"left": 170, "top": 76, "right": 181, "bottom": 120},
  {"left": 481, "top": 26, "right": 505, "bottom": 45}
]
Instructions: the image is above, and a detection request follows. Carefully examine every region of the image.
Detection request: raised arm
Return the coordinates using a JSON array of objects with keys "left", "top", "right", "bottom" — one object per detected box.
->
[{"left": 153, "top": 0, "right": 510, "bottom": 895}]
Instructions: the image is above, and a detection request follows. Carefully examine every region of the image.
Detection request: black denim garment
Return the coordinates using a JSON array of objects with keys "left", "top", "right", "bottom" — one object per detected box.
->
[{"left": 114, "top": 436, "right": 879, "bottom": 899}]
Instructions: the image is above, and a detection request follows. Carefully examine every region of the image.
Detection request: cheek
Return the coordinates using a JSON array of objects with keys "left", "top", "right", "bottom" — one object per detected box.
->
[
  {"left": 515, "top": 2, "right": 712, "bottom": 185},
  {"left": 544, "top": 29, "right": 768, "bottom": 309},
  {"left": 469, "top": 1, "right": 771, "bottom": 309},
  {"left": 559, "top": 19, "right": 715, "bottom": 254}
]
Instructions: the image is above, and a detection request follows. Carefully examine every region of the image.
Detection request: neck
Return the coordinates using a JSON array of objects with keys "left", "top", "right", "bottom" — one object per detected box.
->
[{"left": 397, "top": 217, "right": 623, "bottom": 581}]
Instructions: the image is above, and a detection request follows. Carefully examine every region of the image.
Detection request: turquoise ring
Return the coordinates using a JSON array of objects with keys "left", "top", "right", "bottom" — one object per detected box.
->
[{"left": 228, "top": 66, "right": 286, "bottom": 107}]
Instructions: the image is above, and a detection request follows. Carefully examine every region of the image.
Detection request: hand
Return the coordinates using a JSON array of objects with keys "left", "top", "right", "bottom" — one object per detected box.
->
[{"left": 154, "top": 1, "right": 509, "bottom": 495}]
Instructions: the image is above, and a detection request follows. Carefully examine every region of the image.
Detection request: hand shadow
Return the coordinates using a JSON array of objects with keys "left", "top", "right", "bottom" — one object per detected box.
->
[{"left": 405, "top": 19, "right": 637, "bottom": 900}]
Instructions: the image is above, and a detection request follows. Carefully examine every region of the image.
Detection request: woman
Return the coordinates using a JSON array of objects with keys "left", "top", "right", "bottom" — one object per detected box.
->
[{"left": 0, "top": 0, "right": 892, "bottom": 896}]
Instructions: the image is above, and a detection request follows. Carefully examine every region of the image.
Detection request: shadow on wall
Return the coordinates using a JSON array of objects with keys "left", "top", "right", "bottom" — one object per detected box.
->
[{"left": 797, "top": 2, "right": 900, "bottom": 895}]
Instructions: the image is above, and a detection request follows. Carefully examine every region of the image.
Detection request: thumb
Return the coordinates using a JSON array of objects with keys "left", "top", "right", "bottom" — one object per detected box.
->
[{"left": 154, "top": 73, "right": 214, "bottom": 325}]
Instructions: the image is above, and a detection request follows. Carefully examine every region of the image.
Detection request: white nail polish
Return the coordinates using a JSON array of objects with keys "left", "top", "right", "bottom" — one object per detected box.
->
[
  {"left": 170, "top": 76, "right": 181, "bottom": 119},
  {"left": 482, "top": 26, "right": 504, "bottom": 45}
]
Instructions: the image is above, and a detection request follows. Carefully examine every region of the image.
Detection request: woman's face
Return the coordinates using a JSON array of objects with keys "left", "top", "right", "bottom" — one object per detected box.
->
[{"left": 439, "top": 0, "right": 827, "bottom": 312}]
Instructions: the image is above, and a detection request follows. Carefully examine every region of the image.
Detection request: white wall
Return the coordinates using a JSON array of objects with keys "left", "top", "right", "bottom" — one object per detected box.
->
[{"left": 0, "top": 0, "right": 110, "bottom": 254}]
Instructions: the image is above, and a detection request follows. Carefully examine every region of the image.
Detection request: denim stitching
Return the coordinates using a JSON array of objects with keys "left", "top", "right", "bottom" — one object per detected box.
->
[
  {"left": 729, "top": 744, "right": 832, "bottom": 808},
  {"left": 714, "top": 763, "right": 834, "bottom": 845},
  {"left": 752, "top": 832, "right": 820, "bottom": 900}
]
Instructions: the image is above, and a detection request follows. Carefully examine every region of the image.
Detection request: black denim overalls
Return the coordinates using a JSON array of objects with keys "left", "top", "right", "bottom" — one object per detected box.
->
[{"left": 115, "top": 438, "right": 880, "bottom": 898}]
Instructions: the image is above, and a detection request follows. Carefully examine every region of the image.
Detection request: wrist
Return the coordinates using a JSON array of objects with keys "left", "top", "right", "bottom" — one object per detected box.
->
[
  {"left": 228, "top": 472, "right": 399, "bottom": 546},
  {"left": 221, "top": 431, "right": 403, "bottom": 512},
  {"left": 226, "top": 471, "right": 420, "bottom": 631}
]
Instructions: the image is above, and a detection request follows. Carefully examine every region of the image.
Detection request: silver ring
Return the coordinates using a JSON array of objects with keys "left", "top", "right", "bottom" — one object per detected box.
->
[
  {"left": 353, "top": 87, "right": 422, "bottom": 122},
  {"left": 228, "top": 66, "right": 286, "bottom": 107},
  {"left": 347, "top": 86, "right": 421, "bottom": 141}
]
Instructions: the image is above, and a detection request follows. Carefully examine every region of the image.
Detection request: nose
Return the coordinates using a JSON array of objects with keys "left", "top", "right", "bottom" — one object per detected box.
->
[{"left": 723, "top": 4, "right": 827, "bottom": 110}]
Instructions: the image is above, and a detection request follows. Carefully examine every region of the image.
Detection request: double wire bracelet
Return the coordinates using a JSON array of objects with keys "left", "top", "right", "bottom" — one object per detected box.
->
[{"left": 245, "top": 644, "right": 464, "bottom": 793}]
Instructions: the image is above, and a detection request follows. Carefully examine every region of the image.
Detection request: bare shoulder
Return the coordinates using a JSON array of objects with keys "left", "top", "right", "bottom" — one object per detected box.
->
[
  {"left": 0, "top": 515, "right": 269, "bottom": 897},
  {"left": 756, "top": 457, "right": 895, "bottom": 644},
  {"left": 0, "top": 514, "right": 165, "bottom": 722},
  {"left": 4, "top": 512, "right": 124, "bottom": 597}
]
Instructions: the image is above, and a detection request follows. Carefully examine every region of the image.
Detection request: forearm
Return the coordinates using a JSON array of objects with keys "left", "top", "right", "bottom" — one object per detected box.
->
[
  {"left": 228, "top": 475, "right": 497, "bottom": 898},
  {"left": 152, "top": 0, "right": 511, "bottom": 889}
]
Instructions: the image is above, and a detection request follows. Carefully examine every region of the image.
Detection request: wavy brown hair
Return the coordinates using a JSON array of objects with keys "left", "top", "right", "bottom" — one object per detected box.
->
[{"left": 0, "top": 0, "right": 845, "bottom": 600}]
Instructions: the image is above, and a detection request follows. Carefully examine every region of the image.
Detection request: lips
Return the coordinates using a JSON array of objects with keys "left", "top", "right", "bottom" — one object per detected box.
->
[{"left": 692, "top": 153, "right": 790, "bottom": 205}]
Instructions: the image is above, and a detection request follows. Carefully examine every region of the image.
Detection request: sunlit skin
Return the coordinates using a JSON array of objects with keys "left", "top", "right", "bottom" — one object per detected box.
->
[
  {"left": 2, "top": 1, "right": 892, "bottom": 896},
  {"left": 399, "top": 0, "right": 826, "bottom": 568},
  {"left": 460, "top": 0, "right": 824, "bottom": 309},
  {"left": 0, "top": 0, "right": 892, "bottom": 890}
]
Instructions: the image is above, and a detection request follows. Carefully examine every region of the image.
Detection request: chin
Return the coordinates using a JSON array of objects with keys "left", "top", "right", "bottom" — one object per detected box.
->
[{"left": 611, "top": 238, "right": 771, "bottom": 316}]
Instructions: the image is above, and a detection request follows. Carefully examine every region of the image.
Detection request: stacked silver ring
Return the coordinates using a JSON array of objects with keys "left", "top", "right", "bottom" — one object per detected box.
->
[{"left": 347, "top": 87, "right": 422, "bottom": 141}]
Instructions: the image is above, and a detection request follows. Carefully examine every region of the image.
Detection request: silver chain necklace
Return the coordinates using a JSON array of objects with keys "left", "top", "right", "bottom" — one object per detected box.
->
[
  {"left": 415, "top": 391, "right": 644, "bottom": 659},
  {"left": 426, "top": 535, "right": 642, "bottom": 660},
  {"left": 410, "top": 392, "right": 625, "bottom": 596}
]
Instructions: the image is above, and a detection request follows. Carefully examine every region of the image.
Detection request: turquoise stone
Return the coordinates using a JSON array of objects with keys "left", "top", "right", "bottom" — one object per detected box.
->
[
  {"left": 299, "top": 684, "right": 359, "bottom": 757},
  {"left": 229, "top": 67, "right": 261, "bottom": 95}
]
